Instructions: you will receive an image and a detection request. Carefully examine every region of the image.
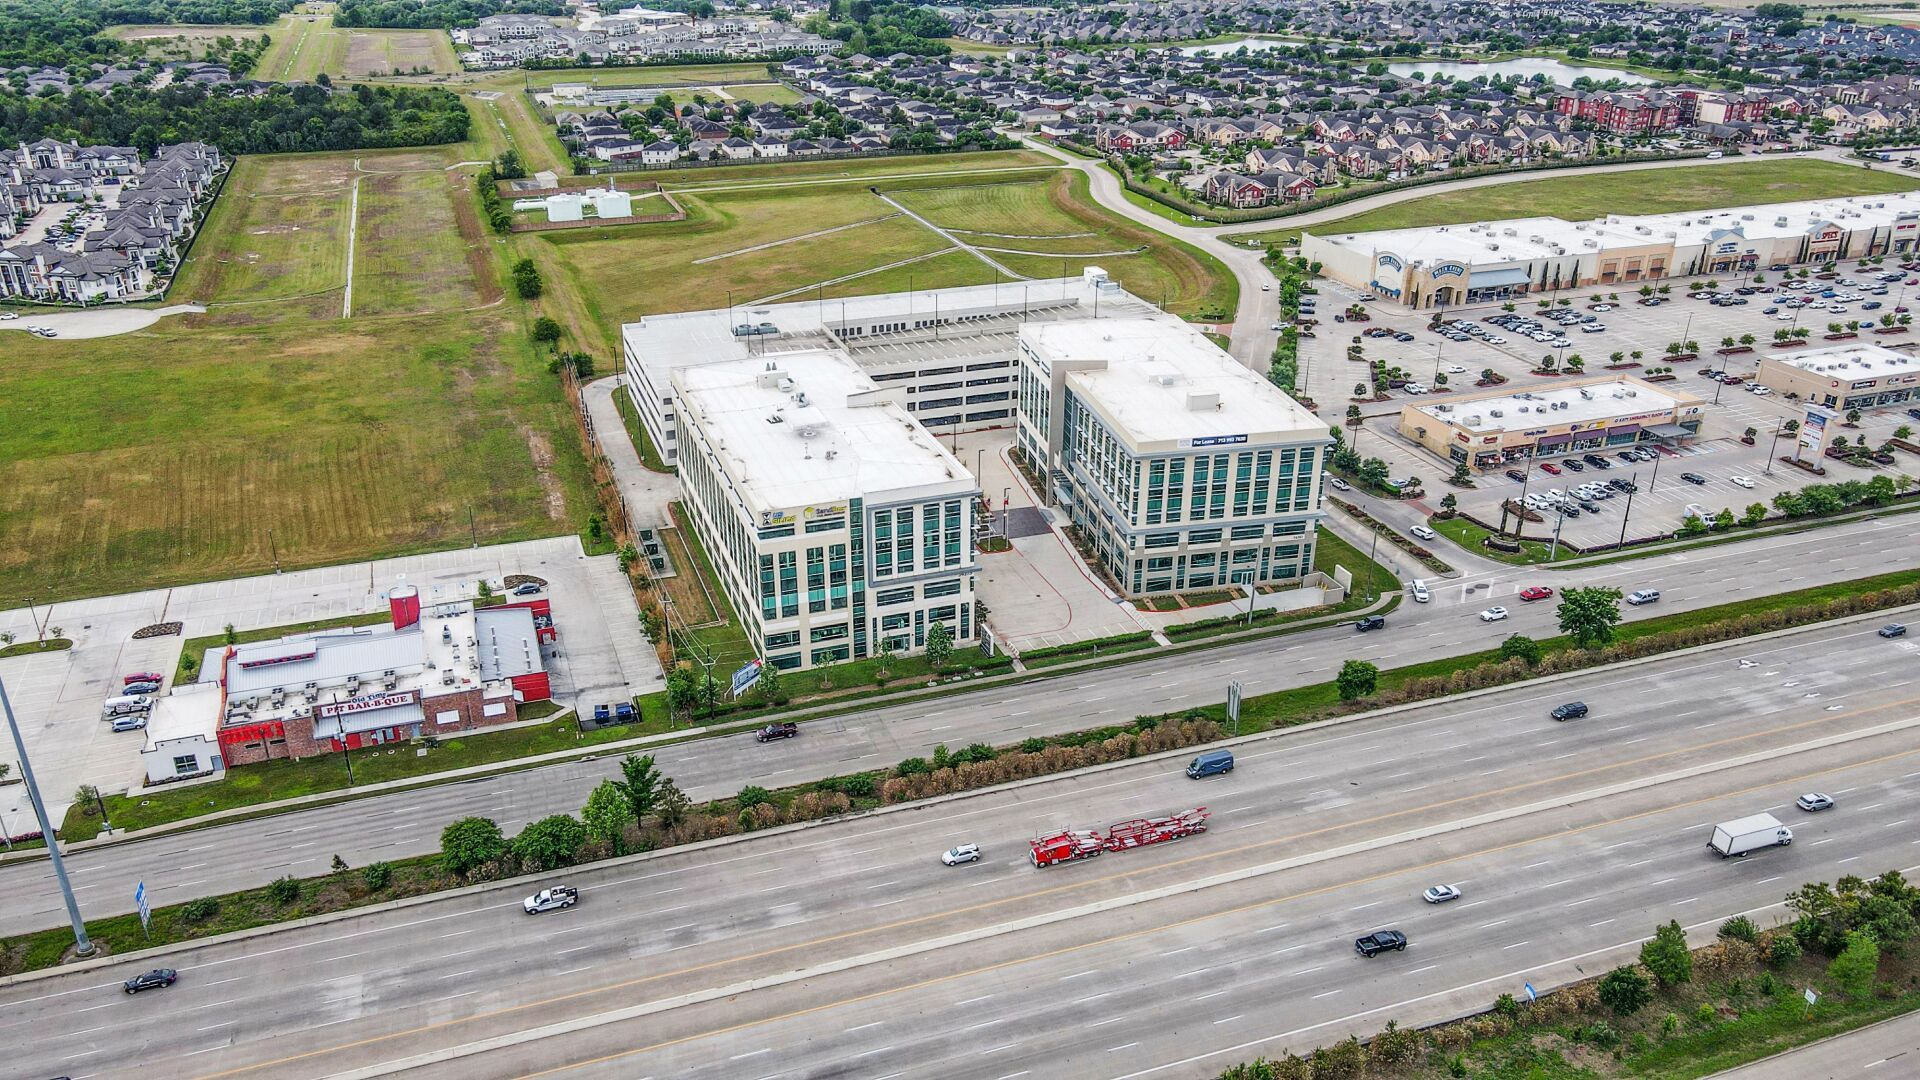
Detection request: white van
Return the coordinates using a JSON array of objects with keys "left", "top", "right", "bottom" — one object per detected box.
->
[{"left": 102, "top": 694, "right": 151, "bottom": 718}]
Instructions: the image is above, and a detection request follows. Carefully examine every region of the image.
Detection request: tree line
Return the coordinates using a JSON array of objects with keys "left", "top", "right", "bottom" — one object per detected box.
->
[
  {"left": 0, "top": 80, "right": 470, "bottom": 154},
  {"left": 334, "top": 0, "right": 564, "bottom": 30},
  {"left": 0, "top": 0, "right": 293, "bottom": 69}
]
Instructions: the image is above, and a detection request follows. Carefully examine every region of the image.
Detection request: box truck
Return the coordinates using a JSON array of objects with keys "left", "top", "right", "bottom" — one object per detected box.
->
[{"left": 1709, "top": 813, "right": 1792, "bottom": 857}]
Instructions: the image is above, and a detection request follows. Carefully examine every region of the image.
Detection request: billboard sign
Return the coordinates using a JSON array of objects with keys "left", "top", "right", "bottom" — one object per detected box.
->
[{"left": 729, "top": 658, "right": 765, "bottom": 698}]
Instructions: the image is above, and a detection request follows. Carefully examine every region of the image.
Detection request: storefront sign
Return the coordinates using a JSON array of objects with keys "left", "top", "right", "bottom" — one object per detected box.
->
[
  {"left": 1376, "top": 254, "right": 1405, "bottom": 271},
  {"left": 1431, "top": 262, "right": 1466, "bottom": 279},
  {"left": 805, "top": 504, "right": 848, "bottom": 520},
  {"left": 1188, "top": 434, "right": 1248, "bottom": 448},
  {"left": 760, "top": 509, "right": 795, "bottom": 528},
  {"left": 317, "top": 691, "right": 417, "bottom": 719}
]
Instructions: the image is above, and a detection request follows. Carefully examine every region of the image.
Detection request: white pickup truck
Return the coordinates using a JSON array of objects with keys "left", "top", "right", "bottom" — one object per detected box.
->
[{"left": 523, "top": 885, "right": 579, "bottom": 914}]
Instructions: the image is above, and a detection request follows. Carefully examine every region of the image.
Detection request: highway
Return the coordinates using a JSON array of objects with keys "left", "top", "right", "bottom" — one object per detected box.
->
[
  {"left": 1711, "top": 1010, "right": 1920, "bottom": 1079},
  {"left": 8, "top": 618, "right": 1920, "bottom": 1079},
  {"left": 2, "top": 513, "right": 1916, "bottom": 937}
]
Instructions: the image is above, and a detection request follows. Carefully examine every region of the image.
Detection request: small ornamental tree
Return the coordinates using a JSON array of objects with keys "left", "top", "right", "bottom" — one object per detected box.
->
[
  {"left": 1598, "top": 966, "right": 1653, "bottom": 1016},
  {"left": 1336, "top": 659, "right": 1379, "bottom": 700},
  {"left": 1640, "top": 919, "right": 1694, "bottom": 987},
  {"left": 440, "top": 816, "right": 505, "bottom": 877}
]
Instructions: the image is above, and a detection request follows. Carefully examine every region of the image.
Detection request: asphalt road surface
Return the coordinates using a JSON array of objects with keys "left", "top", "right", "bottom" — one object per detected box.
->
[
  {"left": 1709, "top": 1009, "right": 1920, "bottom": 1079},
  {"left": 7, "top": 620, "right": 1919, "bottom": 1079},
  {"left": 2, "top": 514, "right": 1916, "bottom": 938}
]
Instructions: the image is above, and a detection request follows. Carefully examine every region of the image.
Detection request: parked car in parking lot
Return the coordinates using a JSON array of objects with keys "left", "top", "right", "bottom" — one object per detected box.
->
[{"left": 1680, "top": 472, "right": 1708, "bottom": 485}]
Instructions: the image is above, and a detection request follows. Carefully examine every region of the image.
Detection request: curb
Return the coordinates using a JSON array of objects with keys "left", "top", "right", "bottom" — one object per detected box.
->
[
  {"left": 1, "top": 592, "right": 1398, "bottom": 865},
  {"left": 7, "top": 598, "right": 1910, "bottom": 987}
]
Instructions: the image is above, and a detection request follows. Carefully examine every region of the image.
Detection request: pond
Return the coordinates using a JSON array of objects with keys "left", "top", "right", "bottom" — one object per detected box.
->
[{"left": 1385, "top": 57, "right": 1655, "bottom": 86}]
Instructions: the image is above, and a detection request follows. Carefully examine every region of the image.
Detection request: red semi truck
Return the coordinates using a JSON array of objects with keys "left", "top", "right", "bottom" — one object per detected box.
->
[{"left": 1029, "top": 807, "right": 1210, "bottom": 867}]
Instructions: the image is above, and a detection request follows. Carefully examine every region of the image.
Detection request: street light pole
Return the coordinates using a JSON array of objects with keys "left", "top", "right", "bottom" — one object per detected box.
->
[
  {"left": 1765, "top": 422, "right": 1786, "bottom": 476},
  {"left": 1618, "top": 484, "right": 1636, "bottom": 548},
  {"left": 24, "top": 597, "right": 40, "bottom": 644},
  {"left": 1, "top": 675, "right": 92, "bottom": 956}
]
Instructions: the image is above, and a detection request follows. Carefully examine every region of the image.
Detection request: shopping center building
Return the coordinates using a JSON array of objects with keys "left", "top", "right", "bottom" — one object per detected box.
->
[
  {"left": 1397, "top": 376, "right": 1706, "bottom": 471},
  {"left": 1015, "top": 319, "right": 1330, "bottom": 596},
  {"left": 1304, "top": 192, "right": 1920, "bottom": 310},
  {"left": 672, "top": 349, "right": 978, "bottom": 671},
  {"left": 1754, "top": 342, "right": 1920, "bottom": 412}
]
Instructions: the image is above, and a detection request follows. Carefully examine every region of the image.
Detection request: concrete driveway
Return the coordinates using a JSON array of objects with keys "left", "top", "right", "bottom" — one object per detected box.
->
[{"left": 0, "top": 303, "right": 206, "bottom": 340}]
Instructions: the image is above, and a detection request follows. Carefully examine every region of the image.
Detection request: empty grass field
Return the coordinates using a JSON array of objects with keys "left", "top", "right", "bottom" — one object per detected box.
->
[
  {"left": 1251, "top": 158, "right": 1920, "bottom": 247},
  {"left": 648, "top": 149, "right": 1059, "bottom": 190},
  {"left": 171, "top": 154, "right": 354, "bottom": 307},
  {"left": 0, "top": 138, "right": 590, "bottom": 604},
  {"left": 539, "top": 162, "right": 1236, "bottom": 334},
  {"left": 343, "top": 28, "right": 457, "bottom": 76},
  {"left": 353, "top": 155, "right": 496, "bottom": 315},
  {"left": 0, "top": 310, "right": 582, "bottom": 603},
  {"left": 511, "top": 62, "right": 777, "bottom": 90},
  {"left": 712, "top": 82, "right": 801, "bottom": 106},
  {"left": 895, "top": 171, "right": 1237, "bottom": 318},
  {"left": 103, "top": 23, "right": 267, "bottom": 61}
]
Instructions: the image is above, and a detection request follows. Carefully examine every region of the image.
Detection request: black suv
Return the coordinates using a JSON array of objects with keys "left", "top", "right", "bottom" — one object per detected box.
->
[
  {"left": 1354, "top": 615, "right": 1386, "bottom": 632},
  {"left": 124, "top": 968, "right": 177, "bottom": 994},
  {"left": 1550, "top": 702, "right": 1590, "bottom": 721},
  {"left": 1355, "top": 930, "right": 1408, "bottom": 957},
  {"left": 755, "top": 722, "right": 799, "bottom": 742}
]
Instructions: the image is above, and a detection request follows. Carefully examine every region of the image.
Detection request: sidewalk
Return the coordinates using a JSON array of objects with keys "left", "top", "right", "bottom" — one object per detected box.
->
[{"left": 582, "top": 374, "right": 679, "bottom": 530}]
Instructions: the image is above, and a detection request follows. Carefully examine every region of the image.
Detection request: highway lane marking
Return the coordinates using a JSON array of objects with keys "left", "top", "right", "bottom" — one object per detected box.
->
[
  {"left": 182, "top": 712, "right": 1920, "bottom": 1078},
  {"left": 1312, "top": 989, "right": 1343, "bottom": 998},
  {"left": 1059, "top": 970, "right": 1097, "bottom": 981},
  {"left": 1407, "top": 965, "right": 1437, "bottom": 975},
  {"left": 1213, "top": 1015, "right": 1243, "bottom": 1024},
  {"left": 459, "top": 749, "right": 1920, "bottom": 1080}
]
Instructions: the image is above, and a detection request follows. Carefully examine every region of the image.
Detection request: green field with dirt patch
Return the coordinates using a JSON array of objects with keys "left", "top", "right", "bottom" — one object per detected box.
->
[{"left": 1254, "top": 159, "right": 1920, "bottom": 247}]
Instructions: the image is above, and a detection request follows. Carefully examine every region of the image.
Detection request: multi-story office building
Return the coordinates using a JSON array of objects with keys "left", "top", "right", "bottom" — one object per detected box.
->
[
  {"left": 672, "top": 350, "right": 979, "bottom": 672},
  {"left": 620, "top": 269, "right": 1160, "bottom": 468},
  {"left": 1015, "top": 319, "right": 1330, "bottom": 597}
]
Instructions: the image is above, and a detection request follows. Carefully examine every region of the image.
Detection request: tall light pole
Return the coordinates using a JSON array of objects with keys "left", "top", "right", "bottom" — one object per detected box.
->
[
  {"left": 23, "top": 597, "right": 41, "bottom": 644},
  {"left": 1765, "top": 421, "right": 1786, "bottom": 476},
  {"left": 1, "top": 676, "right": 92, "bottom": 956}
]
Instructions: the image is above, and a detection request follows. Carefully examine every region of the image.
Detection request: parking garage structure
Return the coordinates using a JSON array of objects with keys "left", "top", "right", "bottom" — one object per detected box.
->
[
  {"left": 1755, "top": 342, "right": 1920, "bottom": 412},
  {"left": 1398, "top": 375, "right": 1707, "bottom": 471}
]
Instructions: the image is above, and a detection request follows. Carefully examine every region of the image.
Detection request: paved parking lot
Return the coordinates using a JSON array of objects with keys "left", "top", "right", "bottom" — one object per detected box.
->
[
  {"left": 0, "top": 536, "right": 658, "bottom": 829},
  {"left": 1302, "top": 267, "right": 1920, "bottom": 549}
]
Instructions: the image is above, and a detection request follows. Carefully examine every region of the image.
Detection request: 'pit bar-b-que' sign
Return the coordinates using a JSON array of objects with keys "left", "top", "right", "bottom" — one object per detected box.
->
[{"left": 316, "top": 691, "right": 417, "bottom": 718}]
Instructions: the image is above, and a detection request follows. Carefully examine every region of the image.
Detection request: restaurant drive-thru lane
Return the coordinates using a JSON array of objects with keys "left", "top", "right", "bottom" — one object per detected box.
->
[
  {"left": 2, "top": 514, "right": 1917, "bottom": 939},
  {"left": 7, "top": 618, "right": 1920, "bottom": 1078}
]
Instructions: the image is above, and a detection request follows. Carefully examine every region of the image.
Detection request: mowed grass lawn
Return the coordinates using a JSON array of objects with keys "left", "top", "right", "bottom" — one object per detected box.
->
[
  {"left": 895, "top": 171, "right": 1238, "bottom": 319},
  {"left": 173, "top": 154, "right": 354, "bottom": 308},
  {"left": 254, "top": 11, "right": 348, "bottom": 82},
  {"left": 1255, "top": 159, "right": 1920, "bottom": 247}
]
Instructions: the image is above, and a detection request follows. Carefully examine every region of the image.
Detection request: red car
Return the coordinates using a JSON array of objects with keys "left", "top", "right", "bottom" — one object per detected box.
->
[
  {"left": 124, "top": 672, "right": 164, "bottom": 686},
  {"left": 1539, "top": 463, "right": 1562, "bottom": 476},
  {"left": 1519, "top": 586, "right": 1554, "bottom": 602}
]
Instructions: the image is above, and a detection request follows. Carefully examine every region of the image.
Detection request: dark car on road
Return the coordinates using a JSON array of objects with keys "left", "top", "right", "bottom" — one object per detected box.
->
[
  {"left": 1505, "top": 469, "right": 1527, "bottom": 483},
  {"left": 1354, "top": 615, "right": 1386, "bottom": 632},
  {"left": 1880, "top": 624, "right": 1908, "bottom": 639},
  {"left": 1355, "top": 930, "right": 1408, "bottom": 957},
  {"left": 512, "top": 582, "right": 543, "bottom": 596},
  {"left": 1550, "top": 702, "right": 1589, "bottom": 721},
  {"left": 1680, "top": 472, "right": 1708, "bottom": 485},
  {"left": 124, "top": 969, "right": 177, "bottom": 994},
  {"left": 756, "top": 722, "right": 799, "bottom": 742}
]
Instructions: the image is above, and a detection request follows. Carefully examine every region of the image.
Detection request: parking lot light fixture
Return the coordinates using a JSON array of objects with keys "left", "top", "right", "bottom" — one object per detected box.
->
[{"left": 1, "top": 676, "right": 92, "bottom": 957}]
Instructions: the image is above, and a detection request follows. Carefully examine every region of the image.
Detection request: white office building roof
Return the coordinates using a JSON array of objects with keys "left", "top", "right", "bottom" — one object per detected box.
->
[
  {"left": 674, "top": 350, "right": 975, "bottom": 512},
  {"left": 1025, "top": 320, "right": 1323, "bottom": 447},
  {"left": 1411, "top": 378, "right": 1689, "bottom": 436},
  {"left": 1768, "top": 342, "right": 1920, "bottom": 380}
]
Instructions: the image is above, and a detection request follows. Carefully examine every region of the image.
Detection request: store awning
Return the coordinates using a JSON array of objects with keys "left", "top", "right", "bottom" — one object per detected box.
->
[
  {"left": 1607, "top": 424, "right": 1642, "bottom": 436},
  {"left": 1467, "top": 267, "right": 1534, "bottom": 288},
  {"left": 1644, "top": 423, "right": 1695, "bottom": 439},
  {"left": 1536, "top": 433, "right": 1572, "bottom": 448}
]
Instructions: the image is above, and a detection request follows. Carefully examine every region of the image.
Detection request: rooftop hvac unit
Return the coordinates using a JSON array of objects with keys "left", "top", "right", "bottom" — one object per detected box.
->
[
  {"left": 1579, "top": 388, "right": 1594, "bottom": 399},
  {"left": 765, "top": 412, "right": 785, "bottom": 424},
  {"left": 1777, "top": 217, "right": 1789, "bottom": 227},
  {"left": 1504, "top": 228, "right": 1518, "bottom": 237},
  {"left": 1742, "top": 214, "right": 1755, "bottom": 221},
  {"left": 1635, "top": 226, "right": 1651, "bottom": 235},
  {"left": 1490, "top": 409, "right": 1504, "bottom": 417},
  {"left": 1626, "top": 390, "right": 1637, "bottom": 397},
  {"left": 1518, "top": 404, "right": 1530, "bottom": 412},
  {"left": 1488, "top": 242, "right": 1499, "bottom": 250}
]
